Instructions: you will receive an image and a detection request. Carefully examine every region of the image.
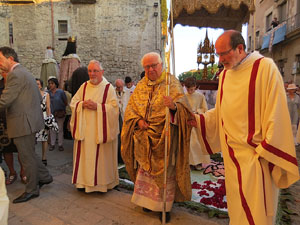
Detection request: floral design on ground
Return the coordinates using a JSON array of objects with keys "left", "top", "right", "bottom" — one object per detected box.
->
[{"left": 192, "top": 179, "right": 227, "bottom": 209}]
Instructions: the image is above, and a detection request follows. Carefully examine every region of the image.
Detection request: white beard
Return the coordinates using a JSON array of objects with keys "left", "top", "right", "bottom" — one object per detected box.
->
[{"left": 90, "top": 78, "right": 99, "bottom": 85}]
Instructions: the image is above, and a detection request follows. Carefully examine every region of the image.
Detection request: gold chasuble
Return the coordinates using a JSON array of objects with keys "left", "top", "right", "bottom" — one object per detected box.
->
[
  {"left": 121, "top": 71, "right": 192, "bottom": 202},
  {"left": 70, "top": 78, "right": 119, "bottom": 192},
  {"left": 196, "top": 51, "right": 299, "bottom": 225}
]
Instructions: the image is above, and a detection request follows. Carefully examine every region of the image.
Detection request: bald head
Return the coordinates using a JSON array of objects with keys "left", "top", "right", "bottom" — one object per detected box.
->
[
  {"left": 115, "top": 79, "right": 124, "bottom": 87},
  {"left": 215, "top": 30, "right": 247, "bottom": 70},
  {"left": 115, "top": 79, "right": 124, "bottom": 92}
]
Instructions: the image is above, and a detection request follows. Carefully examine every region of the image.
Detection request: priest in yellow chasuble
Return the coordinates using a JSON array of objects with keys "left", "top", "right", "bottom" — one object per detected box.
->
[
  {"left": 70, "top": 60, "right": 119, "bottom": 193},
  {"left": 121, "top": 52, "right": 193, "bottom": 223},
  {"left": 195, "top": 30, "right": 299, "bottom": 225}
]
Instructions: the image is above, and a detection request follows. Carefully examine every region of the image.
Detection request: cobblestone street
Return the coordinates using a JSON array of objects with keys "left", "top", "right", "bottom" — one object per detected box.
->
[
  {"left": 2, "top": 139, "right": 299, "bottom": 225},
  {"left": 3, "top": 140, "right": 228, "bottom": 225}
]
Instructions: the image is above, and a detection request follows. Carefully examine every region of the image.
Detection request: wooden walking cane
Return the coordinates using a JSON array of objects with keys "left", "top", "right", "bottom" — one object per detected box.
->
[
  {"left": 162, "top": 1, "right": 176, "bottom": 224},
  {"left": 162, "top": 73, "right": 170, "bottom": 225}
]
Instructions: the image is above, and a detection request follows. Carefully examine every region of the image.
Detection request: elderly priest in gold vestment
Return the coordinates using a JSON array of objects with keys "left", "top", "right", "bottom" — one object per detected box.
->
[
  {"left": 70, "top": 60, "right": 119, "bottom": 193},
  {"left": 121, "top": 52, "right": 193, "bottom": 223}
]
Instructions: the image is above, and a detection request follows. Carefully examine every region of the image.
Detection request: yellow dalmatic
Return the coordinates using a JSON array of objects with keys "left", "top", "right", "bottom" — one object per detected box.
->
[
  {"left": 70, "top": 78, "right": 119, "bottom": 192},
  {"left": 196, "top": 51, "right": 299, "bottom": 225},
  {"left": 121, "top": 71, "right": 193, "bottom": 207}
]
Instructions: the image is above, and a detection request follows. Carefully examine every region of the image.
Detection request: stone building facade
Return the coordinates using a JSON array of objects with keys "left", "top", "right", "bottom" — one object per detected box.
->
[
  {"left": 248, "top": 0, "right": 300, "bottom": 83},
  {"left": 0, "top": 0, "right": 162, "bottom": 83}
]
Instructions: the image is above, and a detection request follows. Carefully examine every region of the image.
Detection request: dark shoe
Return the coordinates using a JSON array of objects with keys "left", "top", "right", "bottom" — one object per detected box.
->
[
  {"left": 42, "top": 159, "right": 47, "bottom": 166},
  {"left": 142, "top": 207, "right": 152, "bottom": 212},
  {"left": 159, "top": 212, "right": 171, "bottom": 223},
  {"left": 49, "top": 145, "right": 55, "bottom": 151},
  {"left": 77, "top": 188, "right": 85, "bottom": 192},
  {"left": 113, "top": 185, "right": 120, "bottom": 191},
  {"left": 13, "top": 192, "right": 39, "bottom": 204},
  {"left": 39, "top": 176, "right": 53, "bottom": 188},
  {"left": 58, "top": 146, "right": 64, "bottom": 151}
]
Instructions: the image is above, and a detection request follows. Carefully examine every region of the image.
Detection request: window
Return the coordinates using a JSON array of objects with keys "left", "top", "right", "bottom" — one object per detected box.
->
[
  {"left": 248, "top": 36, "right": 252, "bottom": 50},
  {"left": 278, "top": 2, "right": 287, "bottom": 22},
  {"left": 9, "top": 22, "right": 13, "bottom": 45},
  {"left": 296, "top": 55, "right": 300, "bottom": 74},
  {"left": 58, "top": 20, "right": 68, "bottom": 34},
  {"left": 266, "top": 13, "right": 273, "bottom": 31},
  {"left": 277, "top": 59, "right": 285, "bottom": 77},
  {"left": 255, "top": 31, "right": 261, "bottom": 48}
]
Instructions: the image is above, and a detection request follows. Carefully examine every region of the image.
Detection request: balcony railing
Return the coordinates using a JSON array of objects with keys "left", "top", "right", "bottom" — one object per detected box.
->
[{"left": 286, "top": 13, "right": 300, "bottom": 34}]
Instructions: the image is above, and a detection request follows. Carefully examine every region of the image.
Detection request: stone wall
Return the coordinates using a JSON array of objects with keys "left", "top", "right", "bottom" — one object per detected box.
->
[{"left": 0, "top": 0, "right": 162, "bottom": 83}]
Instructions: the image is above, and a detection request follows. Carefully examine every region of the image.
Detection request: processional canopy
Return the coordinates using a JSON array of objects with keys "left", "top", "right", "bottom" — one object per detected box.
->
[{"left": 172, "top": 0, "right": 255, "bottom": 31}]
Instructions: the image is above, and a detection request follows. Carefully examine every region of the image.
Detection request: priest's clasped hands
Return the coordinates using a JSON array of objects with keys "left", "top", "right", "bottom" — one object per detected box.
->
[{"left": 82, "top": 99, "right": 97, "bottom": 110}]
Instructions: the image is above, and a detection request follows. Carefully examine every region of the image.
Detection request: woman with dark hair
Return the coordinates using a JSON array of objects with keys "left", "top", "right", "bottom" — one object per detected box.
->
[
  {"left": 68, "top": 66, "right": 89, "bottom": 96},
  {"left": 63, "top": 42, "right": 76, "bottom": 56},
  {"left": 59, "top": 37, "right": 81, "bottom": 89},
  {"left": 47, "top": 78, "right": 67, "bottom": 151}
]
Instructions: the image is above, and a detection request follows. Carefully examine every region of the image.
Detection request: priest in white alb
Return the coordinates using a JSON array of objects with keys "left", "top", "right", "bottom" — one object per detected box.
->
[
  {"left": 70, "top": 60, "right": 119, "bottom": 193},
  {"left": 195, "top": 30, "right": 299, "bottom": 225}
]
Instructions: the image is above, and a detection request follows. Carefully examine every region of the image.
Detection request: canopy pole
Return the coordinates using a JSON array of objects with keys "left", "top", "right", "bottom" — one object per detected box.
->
[{"left": 162, "top": 0, "right": 176, "bottom": 224}]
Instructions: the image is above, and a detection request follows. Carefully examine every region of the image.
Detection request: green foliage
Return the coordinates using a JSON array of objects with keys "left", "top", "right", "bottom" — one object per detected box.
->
[
  {"left": 210, "top": 153, "right": 223, "bottom": 162},
  {"left": 119, "top": 166, "right": 131, "bottom": 181},
  {"left": 178, "top": 64, "right": 219, "bottom": 82},
  {"left": 178, "top": 71, "right": 201, "bottom": 82}
]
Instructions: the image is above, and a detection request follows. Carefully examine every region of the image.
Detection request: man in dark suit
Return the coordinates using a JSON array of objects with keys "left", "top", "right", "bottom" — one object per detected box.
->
[{"left": 0, "top": 47, "right": 53, "bottom": 203}]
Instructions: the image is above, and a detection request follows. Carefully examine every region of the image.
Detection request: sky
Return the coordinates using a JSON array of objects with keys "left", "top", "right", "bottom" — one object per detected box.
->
[{"left": 166, "top": 1, "right": 248, "bottom": 76}]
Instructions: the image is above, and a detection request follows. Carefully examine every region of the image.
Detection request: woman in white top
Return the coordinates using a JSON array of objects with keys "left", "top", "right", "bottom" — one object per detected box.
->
[{"left": 36, "top": 79, "right": 51, "bottom": 165}]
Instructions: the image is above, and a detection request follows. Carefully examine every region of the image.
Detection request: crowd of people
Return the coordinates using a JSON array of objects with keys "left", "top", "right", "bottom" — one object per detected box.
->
[{"left": 0, "top": 29, "right": 299, "bottom": 225}]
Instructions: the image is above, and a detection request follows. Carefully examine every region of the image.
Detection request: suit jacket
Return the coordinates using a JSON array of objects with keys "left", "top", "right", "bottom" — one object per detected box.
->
[{"left": 0, "top": 64, "right": 44, "bottom": 138}]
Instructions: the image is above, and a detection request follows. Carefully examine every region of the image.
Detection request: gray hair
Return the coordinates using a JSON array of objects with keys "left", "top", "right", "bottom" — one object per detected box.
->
[
  {"left": 88, "top": 60, "right": 103, "bottom": 70},
  {"left": 140, "top": 52, "right": 162, "bottom": 67}
]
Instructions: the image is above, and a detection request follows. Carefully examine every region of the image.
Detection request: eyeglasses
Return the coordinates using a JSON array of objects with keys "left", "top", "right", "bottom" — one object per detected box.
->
[
  {"left": 144, "top": 63, "right": 159, "bottom": 70},
  {"left": 215, "top": 48, "right": 233, "bottom": 57},
  {"left": 88, "top": 69, "right": 102, "bottom": 73}
]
